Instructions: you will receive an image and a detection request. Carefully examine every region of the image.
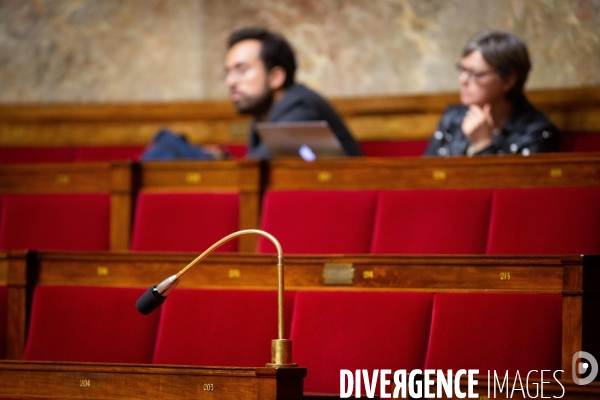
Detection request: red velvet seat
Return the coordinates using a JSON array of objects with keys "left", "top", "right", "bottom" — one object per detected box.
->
[
  {"left": 0, "top": 285, "right": 6, "bottom": 359},
  {"left": 152, "top": 289, "right": 295, "bottom": 367},
  {"left": 360, "top": 140, "right": 429, "bottom": 157},
  {"left": 486, "top": 187, "right": 600, "bottom": 254},
  {"left": 424, "top": 293, "right": 562, "bottom": 376},
  {"left": 257, "top": 190, "right": 378, "bottom": 254},
  {"left": 371, "top": 189, "right": 493, "bottom": 254},
  {"left": 573, "top": 133, "right": 600, "bottom": 152},
  {"left": 24, "top": 286, "right": 161, "bottom": 363},
  {"left": 559, "top": 134, "right": 578, "bottom": 152},
  {"left": 0, "top": 147, "right": 76, "bottom": 164},
  {"left": 291, "top": 291, "right": 434, "bottom": 394},
  {"left": 0, "top": 193, "right": 110, "bottom": 251},
  {"left": 130, "top": 192, "right": 240, "bottom": 252},
  {"left": 74, "top": 146, "right": 145, "bottom": 162},
  {"left": 221, "top": 144, "right": 247, "bottom": 159}
]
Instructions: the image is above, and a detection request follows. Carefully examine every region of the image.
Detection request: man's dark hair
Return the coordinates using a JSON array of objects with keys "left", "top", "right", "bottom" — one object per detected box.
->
[
  {"left": 463, "top": 30, "right": 531, "bottom": 102},
  {"left": 228, "top": 27, "right": 296, "bottom": 89}
]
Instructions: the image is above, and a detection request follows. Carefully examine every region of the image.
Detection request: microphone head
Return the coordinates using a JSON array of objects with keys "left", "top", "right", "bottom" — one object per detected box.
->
[{"left": 136, "top": 286, "right": 167, "bottom": 315}]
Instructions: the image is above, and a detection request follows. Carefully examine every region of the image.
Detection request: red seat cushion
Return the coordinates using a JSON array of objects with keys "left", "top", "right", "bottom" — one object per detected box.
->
[
  {"left": 360, "top": 140, "right": 429, "bottom": 157},
  {"left": 257, "top": 190, "right": 378, "bottom": 254},
  {"left": 0, "top": 147, "right": 76, "bottom": 164},
  {"left": 24, "top": 286, "right": 161, "bottom": 363},
  {"left": 424, "top": 293, "right": 562, "bottom": 376},
  {"left": 75, "top": 146, "right": 145, "bottom": 162},
  {"left": 130, "top": 192, "right": 240, "bottom": 252},
  {"left": 152, "top": 289, "right": 295, "bottom": 367},
  {"left": 0, "top": 193, "right": 110, "bottom": 251},
  {"left": 371, "top": 190, "right": 493, "bottom": 254},
  {"left": 291, "top": 291, "right": 434, "bottom": 394},
  {"left": 0, "top": 285, "right": 6, "bottom": 359},
  {"left": 486, "top": 187, "right": 600, "bottom": 254}
]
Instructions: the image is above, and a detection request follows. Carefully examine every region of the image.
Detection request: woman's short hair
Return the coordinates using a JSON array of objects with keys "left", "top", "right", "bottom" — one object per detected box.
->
[{"left": 463, "top": 30, "right": 531, "bottom": 102}]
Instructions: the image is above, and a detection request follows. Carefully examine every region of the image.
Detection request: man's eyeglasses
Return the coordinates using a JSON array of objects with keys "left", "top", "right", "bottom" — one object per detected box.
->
[{"left": 456, "top": 63, "right": 496, "bottom": 82}]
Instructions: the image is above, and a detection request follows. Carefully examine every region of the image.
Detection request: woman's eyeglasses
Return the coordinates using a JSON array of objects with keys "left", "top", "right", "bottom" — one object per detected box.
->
[{"left": 456, "top": 63, "right": 496, "bottom": 82}]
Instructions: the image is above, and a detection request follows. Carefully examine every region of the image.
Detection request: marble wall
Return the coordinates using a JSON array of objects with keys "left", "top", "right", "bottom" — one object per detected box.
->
[{"left": 1, "top": 0, "right": 599, "bottom": 103}]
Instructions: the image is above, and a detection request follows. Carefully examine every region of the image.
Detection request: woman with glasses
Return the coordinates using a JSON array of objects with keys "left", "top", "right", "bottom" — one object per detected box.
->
[{"left": 424, "top": 30, "right": 559, "bottom": 156}]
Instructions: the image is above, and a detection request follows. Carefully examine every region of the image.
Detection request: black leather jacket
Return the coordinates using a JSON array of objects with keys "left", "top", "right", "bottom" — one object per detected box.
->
[{"left": 424, "top": 97, "right": 560, "bottom": 156}]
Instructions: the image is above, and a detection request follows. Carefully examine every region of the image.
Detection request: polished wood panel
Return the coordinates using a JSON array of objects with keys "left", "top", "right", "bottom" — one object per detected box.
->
[
  {"left": 0, "top": 163, "right": 113, "bottom": 193},
  {"left": 0, "top": 361, "right": 306, "bottom": 400},
  {"left": 22, "top": 252, "right": 578, "bottom": 292},
  {"left": 0, "top": 252, "right": 8, "bottom": 285},
  {"left": 4, "top": 251, "right": 28, "bottom": 360},
  {"left": 265, "top": 152, "right": 600, "bottom": 190},
  {"left": 1, "top": 87, "right": 598, "bottom": 146}
]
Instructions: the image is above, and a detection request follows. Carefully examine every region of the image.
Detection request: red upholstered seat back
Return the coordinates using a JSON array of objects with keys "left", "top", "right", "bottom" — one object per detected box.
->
[
  {"left": 0, "top": 147, "right": 76, "bottom": 164},
  {"left": 371, "top": 189, "right": 493, "bottom": 254},
  {"left": 24, "top": 286, "right": 161, "bottom": 363},
  {"left": 0, "top": 285, "right": 6, "bottom": 359},
  {"left": 573, "top": 133, "right": 600, "bottom": 152},
  {"left": 424, "top": 293, "right": 562, "bottom": 376},
  {"left": 152, "top": 289, "right": 295, "bottom": 367},
  {"left": 257, "top": 190, "right": 378, "bottom": 254},
  {"left": 486, "top": 187, "right": 600, "bottom": 254},
  {"left": 74, "top": 146, "right": 145, "bottom": 161},
  {"left": 291, "top": 291, "right": 434, "bottom": 394},
  {"left": 0, "top": 193, "right": 110, "bottom": 251},
  {"left": 130, "top": 192, "right": 240, "bottom": 252},
  {"left": 360, "top": 140, "right": 429, "bottom": 157},
  {"left": 221, "top": 144, "right": 247, "bottom": 159}
]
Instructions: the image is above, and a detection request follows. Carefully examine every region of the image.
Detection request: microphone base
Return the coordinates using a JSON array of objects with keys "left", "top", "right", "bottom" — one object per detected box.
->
[
  {"left": 267, "top": 339, "right": 297, "bottom": 368},
  {"left": 265, "top": 363, "right": 298, "bottom": 368}
]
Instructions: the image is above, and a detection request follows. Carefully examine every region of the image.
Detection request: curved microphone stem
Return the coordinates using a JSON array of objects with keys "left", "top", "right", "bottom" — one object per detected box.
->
[
  {"left": 176, "top": 229, "right": 286, "bottom": 342},
  {"left": 136, "top": 229, "right": 295, "bottom": 368}
]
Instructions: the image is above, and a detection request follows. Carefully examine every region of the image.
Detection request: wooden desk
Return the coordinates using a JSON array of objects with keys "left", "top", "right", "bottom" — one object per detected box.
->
[
  {"left": 0, "top": 360, "right": 306, "bottom": 400},
  {"left": 1, "top": 361, "right": 599, "bottom": 399},
  {"left": 265, "top": 153, "right": 600, "bottom": 190}
]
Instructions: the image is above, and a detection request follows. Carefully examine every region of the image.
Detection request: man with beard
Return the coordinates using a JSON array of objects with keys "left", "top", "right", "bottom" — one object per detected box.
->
[{"left": 225, "top": 27, "right": 363, "bottom": 159}]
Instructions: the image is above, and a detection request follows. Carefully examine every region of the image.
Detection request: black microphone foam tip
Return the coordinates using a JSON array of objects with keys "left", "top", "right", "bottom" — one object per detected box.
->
[{"left": 136, "top": 286, "right": 166, "bottom": 315}]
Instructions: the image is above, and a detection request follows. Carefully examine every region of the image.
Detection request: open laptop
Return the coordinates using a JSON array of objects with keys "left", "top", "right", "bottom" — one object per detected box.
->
[{"left": 255, "top": 121, "right": 346, "bottom": 161}]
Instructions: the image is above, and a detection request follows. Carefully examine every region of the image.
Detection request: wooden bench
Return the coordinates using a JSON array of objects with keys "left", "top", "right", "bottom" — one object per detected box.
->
[
  {"left": 0, "top": 162, "right": 133, "bottom": 251},
  {"left": 4, "top": 250, "right": 599, "bottom": 387},
  {"left": 0, "top": 160, "right": 261, "bottom": 252},
  {"left": 261, "top": 155, "right": 600, "bottom": 256}
]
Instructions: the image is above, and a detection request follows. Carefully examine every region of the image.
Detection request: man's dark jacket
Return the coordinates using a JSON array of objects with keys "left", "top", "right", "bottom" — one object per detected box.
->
[{"left": 246, "top": 84, "right": 363, "bottom": 159}]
